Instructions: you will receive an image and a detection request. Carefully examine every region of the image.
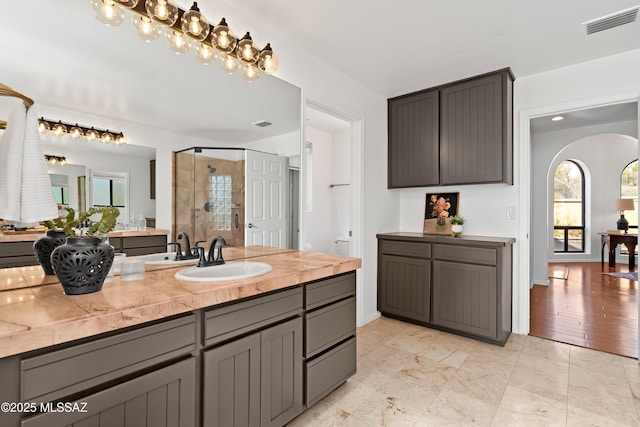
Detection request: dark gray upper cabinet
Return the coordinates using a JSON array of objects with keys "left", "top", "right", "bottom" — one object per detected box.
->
[
  {"left": 387, "top": 68, "right": 514, "bottom": 188},
  {"left": 388, "top": 89, "right": 440, "bottom": 188}
]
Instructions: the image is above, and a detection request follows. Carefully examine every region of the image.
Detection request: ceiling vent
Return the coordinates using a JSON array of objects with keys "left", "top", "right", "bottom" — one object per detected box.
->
[
  {"left": 584, "top": 6, "right": 639, "bottom": 35},
  {"left": 252, "top": 120, "right": 272, "bottom": 127}
]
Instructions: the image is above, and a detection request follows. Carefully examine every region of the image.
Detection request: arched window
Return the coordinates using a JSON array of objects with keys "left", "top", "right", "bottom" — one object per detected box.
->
[
  {"left": 621, "top": 159, "right": 638, "bottom": 230},
  {"left": 553, "top": 160, "right": 585, "bottom": 252}
]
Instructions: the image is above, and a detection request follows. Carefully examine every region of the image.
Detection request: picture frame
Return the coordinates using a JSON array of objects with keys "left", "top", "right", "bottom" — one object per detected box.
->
[{"left": 423, "top": 192, "right": 460, "bottom": 235}]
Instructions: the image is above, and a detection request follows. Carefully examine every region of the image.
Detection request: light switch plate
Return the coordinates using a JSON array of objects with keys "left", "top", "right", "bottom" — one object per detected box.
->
[{"left": 506, "top": 206, "right": 516, "bottom": 220}]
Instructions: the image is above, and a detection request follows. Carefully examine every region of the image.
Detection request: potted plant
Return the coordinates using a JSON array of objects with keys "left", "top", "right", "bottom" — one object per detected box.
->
[
  {"left": 450, "top": 215, "right": 464, "bottom": 237},
  {"left": 44, "top": 206, "right": 120, "bottom": 295}
]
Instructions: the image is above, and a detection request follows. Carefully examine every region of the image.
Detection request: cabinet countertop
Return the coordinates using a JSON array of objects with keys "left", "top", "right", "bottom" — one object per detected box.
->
[
  {"left": 0, "top": 228, "right": 170, "bottom": 243},
  {"left": 0, "top": 247, "right": 361, "bottom": 359},
  {"left": 377, "top": 232, "right": 515, "bottom": 246}
]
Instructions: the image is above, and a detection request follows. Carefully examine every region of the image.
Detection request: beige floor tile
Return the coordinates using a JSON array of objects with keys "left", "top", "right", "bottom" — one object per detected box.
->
[
  {"left": 566, "top": 405, "right": 636, "bottom": 427},
  {"left": 503, "top": 332, "right": 527, "bottom": 352},
  {"left": 623, "top": 358, "right": 640, "bottom": 383},
  {"left": 359, "top": 342, "right": 415, "bottom": 375},
  {"left": 444, "top": 367, "right": 510, "bottom": 405},
  {"left": 321, "top": 379, "right": 379, "bottom": 414},
  {"left": 492, "top": 385, "right": 567, "bottom": 426},
  {"left": 509, "top": 353, "right": 570, "bottom": 402},
  {"left": 385, "top": 326, "right": 442, "bottom": 355},
  {"left": 422, "top": 388, "right": 498, "bottom": 425},
  {"left": 569, "top": 345, "right": 627, "bottom": 378},
  {"left": 628, "top": 379, "right": 640, "bottom": 419},
  {"left": 522, "top": 335, "right": 572, "bottom": 364},
  {"left": 568, "top": 365, "right": 639, "bottom": 425},
  {"left": 285, "top": 400, "right": 350, "bottom": 427},
  {"left": 460, "top": 344, "right": 519, "bottom": 377},
  {"left": 350, "top": 389, "right": 427, "bottom": 427},
  {"left": 395, "top": 354, "right": 458, "bottom": 395}
]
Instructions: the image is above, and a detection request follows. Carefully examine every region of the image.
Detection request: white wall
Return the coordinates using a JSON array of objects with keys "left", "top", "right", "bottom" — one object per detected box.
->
[
  {"left": 531, "top": 123, "right": 638, "bottom": 285},
  {"left": 331, "top": 130, "right": 351, "bottom": 241},
  {"left": 47, "top": 163, "right": 85, "bottom": 213},
  {"left": 304, "top": 126, "right": 333, "bottom": 254}
]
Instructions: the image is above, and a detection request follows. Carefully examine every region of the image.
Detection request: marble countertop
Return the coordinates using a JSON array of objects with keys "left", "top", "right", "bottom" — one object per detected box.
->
[
  {"left": 0, "top": 247, "right": 361, "bottom": 359},
  {"left": 0, "top": 228, "right": 169, "bottom": 243}
]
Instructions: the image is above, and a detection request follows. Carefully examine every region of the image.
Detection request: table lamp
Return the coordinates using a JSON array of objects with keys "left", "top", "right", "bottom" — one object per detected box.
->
[{"left": 616, "top": 198, "right": 634, "bottom": 232}]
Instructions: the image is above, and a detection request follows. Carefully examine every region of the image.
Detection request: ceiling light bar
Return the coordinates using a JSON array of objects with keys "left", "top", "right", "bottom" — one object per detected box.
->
[
  {"left": 38, "top": 117, "right": 127, "bottom": 145},
  {"left": 93, "top": 0, "right": 279, "bottom": 82},
  {"left": 44, "top": 154, "right": 68, "bottom": 165}
]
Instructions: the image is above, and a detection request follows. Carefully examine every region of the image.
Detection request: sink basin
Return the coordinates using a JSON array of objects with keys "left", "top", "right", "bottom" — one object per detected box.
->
[
  {"left": 135, "top": 252, "right": 200, "bottom": 265},
  {"left": 175, "top": 262, "right": 272, "bottom": 282}
]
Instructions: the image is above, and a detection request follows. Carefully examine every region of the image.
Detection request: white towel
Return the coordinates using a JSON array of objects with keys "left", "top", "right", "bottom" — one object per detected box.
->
[
  {"left": 0, "top": 100, "right": 26, "bottom": 221},
  {"left": 0, "top": 102, "right": 58, "bottom": 223}
]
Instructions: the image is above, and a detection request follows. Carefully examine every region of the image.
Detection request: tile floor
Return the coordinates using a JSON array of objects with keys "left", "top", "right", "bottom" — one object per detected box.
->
[{"left": 288, "top": 317, "right": 640, "bottom": 426}]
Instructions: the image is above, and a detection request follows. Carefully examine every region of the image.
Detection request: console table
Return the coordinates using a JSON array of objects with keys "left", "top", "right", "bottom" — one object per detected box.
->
[{"left": 600, "top": 232, "right": 637, "bottom": 269}]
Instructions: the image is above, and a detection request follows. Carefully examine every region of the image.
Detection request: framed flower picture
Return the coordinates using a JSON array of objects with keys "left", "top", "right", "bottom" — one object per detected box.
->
[{"left": 423, "top": 192, "right": 459, "bottom": 235}]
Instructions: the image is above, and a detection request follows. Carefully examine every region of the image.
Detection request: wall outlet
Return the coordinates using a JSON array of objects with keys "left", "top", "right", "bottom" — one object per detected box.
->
[{"left": 506, "top": 206, "right": 516, "bottom": 220}]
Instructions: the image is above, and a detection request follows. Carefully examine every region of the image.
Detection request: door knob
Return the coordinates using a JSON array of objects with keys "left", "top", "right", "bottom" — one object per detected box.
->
[{"left": 247, "top": 223, "right": 257, "bottom": 228}]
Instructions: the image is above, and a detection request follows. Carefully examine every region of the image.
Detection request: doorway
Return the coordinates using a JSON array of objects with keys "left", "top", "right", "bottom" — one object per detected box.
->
[{"left": 528, "top": 102, "right": 638, "bottom": 357}]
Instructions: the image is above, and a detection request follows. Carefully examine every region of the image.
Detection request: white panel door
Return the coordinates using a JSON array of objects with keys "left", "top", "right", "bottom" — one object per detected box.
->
[{"left": 245, "top": 150, "right": 288, "bottom": 247}]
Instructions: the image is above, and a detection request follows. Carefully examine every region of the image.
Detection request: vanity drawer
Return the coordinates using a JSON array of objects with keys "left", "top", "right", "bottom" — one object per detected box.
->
[
  {"left": 433, "top": 244, "right": 497, "bottom": 266},
  {"left": 121, "top": 235, "right": 167, "bottom": 249},
  {"left": 0, "top": 241, "right": 35, "bottom": 257},
  {"left": 379, "top": 239, "right": 430, "bottom": 259},
  {"left": 204, "top": 287, "right": 303, "bottom": 346},
  {"left": 306, "top": 337, "right": 356, "bottom": 406},
  {"left": 21, "top": 314, "right": 196, "bottom": 403},
  {"left": 306, "top": 297, "right": 355, "bottom": 358},
  {"left": 305, "top": 272, "right": 355, "bottom": 310}
]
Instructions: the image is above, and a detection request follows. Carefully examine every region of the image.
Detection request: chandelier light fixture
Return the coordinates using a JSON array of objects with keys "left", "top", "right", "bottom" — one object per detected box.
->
[
  {"left": 91, "top": 0, "right": 279, "bottom": 82},
  {"left": 38, "top": 117, "right": 127, "bottom": 146}
]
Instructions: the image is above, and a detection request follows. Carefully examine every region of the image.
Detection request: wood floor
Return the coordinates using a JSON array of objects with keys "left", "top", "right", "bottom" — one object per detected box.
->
[{"left": 530, "top": 262, "right": 638, "bottom": 358}]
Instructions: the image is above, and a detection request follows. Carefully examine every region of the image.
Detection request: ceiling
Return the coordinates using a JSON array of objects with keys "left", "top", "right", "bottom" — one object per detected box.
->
[
  {"left": 227, "top": 0, "right": 640, "bottom": 97},
  {"left": 531, "top": 102, "right": 638, "bottom": 134},
  {"left": 1, "top": 0, "right": 639, "bottom": 145}
]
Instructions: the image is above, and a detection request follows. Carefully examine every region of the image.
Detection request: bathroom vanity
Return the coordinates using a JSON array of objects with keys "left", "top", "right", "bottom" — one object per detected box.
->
[{"left": 0, "top": 247, "right": 360, "bottom": 427}]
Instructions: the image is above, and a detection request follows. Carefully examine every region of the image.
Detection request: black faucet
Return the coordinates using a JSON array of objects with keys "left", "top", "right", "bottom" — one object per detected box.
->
[
  {"left": 168, "top": 232, "right": 200, "bottom": 261},
  {"left": 197, "top": 236, "right": 227, "bottom": 267}
]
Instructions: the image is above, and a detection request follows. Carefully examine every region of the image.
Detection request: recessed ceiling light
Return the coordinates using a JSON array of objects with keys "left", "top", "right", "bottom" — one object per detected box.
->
[{"left": 552, "top": 116, "right": 564, "bottom": 121}]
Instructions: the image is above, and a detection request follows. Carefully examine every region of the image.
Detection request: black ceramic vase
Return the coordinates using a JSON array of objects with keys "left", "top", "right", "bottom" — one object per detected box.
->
[
  {"left": 33, "top": 230, "right": 67, "bottom": 275},
  {"left": 51, "top": 237, "right": 115, "bottom": 295}
]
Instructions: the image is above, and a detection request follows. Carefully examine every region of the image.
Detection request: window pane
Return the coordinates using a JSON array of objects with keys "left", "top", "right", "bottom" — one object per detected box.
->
[
  {"left": 112, "top": 178, "right": 126, "bottom": 207},
  {"left": 93, "top": 178, "right": 111, "bottom": 206},
  {"left": 553, "top": 160, "right": 584, "bottom": 253}
]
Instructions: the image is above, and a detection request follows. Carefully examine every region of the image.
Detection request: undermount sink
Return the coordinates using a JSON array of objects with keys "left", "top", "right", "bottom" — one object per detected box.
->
[
  {"left": 174, "top": 262, "right": 273, "bottom": 282},
  {"left": 134, "top": 252, "right": 200, "bottom": 265}
]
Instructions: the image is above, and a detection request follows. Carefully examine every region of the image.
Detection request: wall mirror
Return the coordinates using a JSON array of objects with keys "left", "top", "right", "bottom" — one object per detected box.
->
[{"left": 0, "top": 1, "right": 303, "bottom": 271}]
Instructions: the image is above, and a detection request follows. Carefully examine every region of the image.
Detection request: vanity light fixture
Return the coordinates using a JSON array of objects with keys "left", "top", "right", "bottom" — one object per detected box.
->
[
  {"left": 89, "top": 0, "right": 279, "bottom": 81},
  {"left": 38, "top": 118, "right": 126, "bottom": 146},
  {"left": 44, "top": 155, "right": 67, "bottom": 165}
]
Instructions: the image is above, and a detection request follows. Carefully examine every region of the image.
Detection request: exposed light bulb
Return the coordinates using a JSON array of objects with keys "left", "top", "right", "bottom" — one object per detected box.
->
[
  {"left": 132, "top": 14, "right": 161, "bottom": 42},
  {"left": 167, "top": 30, "right": 190, "bottom": 54},
  {"left": 195, "top": 43, "right": 216, "bottom": 65},
  {"left": 86, "top": 127, "right": 100, "bottom": 141},
  {"left": 52, "top": 121, "right": 67, "bottom": 137},
  {"left": 91, "top": 0, "right": 125, "bottom": 26},
  {"left": 69, "top": 125, "right": 83, "bottom": 139},
  {"left": 145, "top": 0, "right": 179, "bottom": 26},
  {"left": 236, "top": 32, "right": 259, "bottom": 64},
  {"left": 258, "top": 43, "right": 279, "bottom": 74},
  {"left": 211, "top": 18, "right": 237, "bottom": 53},
  {"left": 113, "top": 0, "right": 139, "bottom": 7},
  {"left": 242, "top": 64, "right": 260, "bottom": 82},
  {"left": 101, "top": 131, "right": 114, "bottom": 144},
  {"left": 220, "top": 53, "right": 240, "bottom": 74},
  {"left": 38, "top": 120, "right": 50, "bottom": 134}
]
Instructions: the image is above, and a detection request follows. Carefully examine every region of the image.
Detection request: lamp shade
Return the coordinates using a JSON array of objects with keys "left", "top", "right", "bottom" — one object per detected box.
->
[{"left": 615, "top": 198, "right": 634, "bottom": 211}]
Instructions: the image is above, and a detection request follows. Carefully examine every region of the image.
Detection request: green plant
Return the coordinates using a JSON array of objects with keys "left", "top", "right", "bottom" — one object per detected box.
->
[
  {"left": 44, "top": 206, "right": 120, "bottom": 237},
  {"left": 450, "top": 215, "right": 465, "bottom": 225}
]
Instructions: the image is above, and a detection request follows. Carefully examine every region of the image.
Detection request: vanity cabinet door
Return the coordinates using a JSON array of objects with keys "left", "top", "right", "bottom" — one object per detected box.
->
[
  {"left": 22, "top": 358, "right": 196, "bottom": 427},
  {"left": 388, "top": 89, "right": 440, "bottom": 188},
  {"left": 203, "top": 334, "right": 261, "bottom": 427},
  {"left": 260, "top": 317, "right": 303, "bottom": 427}
]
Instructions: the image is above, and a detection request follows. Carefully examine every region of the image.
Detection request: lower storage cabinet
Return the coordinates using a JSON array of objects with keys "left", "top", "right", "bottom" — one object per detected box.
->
[{"left": 21, "top": 358, "right": 196, "bottom": 427}]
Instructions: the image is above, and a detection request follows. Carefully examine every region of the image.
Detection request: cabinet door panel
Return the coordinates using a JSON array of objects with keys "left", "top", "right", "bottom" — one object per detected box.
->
[
  {"left": 378, "top": 254, "right": 430, "bottom": 323},
  {"left": 440, "top": 73, "right": 503, "bottom": 184},
  {"left": 261, "top": 317, "right": 303, "bottom": 427},
  {"left": 203, "top": 334, "right": 261, "bottom": 427},
  {"left": 388, "top": 90, "right": 439, "bottom": 188},
  {"left": 432, "top": 260, "right": 497, "bottom": 339}
]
